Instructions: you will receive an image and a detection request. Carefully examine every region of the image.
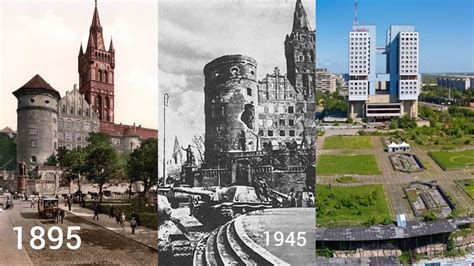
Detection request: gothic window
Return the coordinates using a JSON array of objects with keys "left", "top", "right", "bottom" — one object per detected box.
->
[
  {"left": 78, "top": 108, "right": 82, "bottom": 115},
  {"left": 70, "top": 106, "right": 74, "bottom": 114},
  {"left": 98, "top": 70, "right": 102, "bottom": 82},
  {"left": 104, "top": 71, "right": 108, "bottom": 82}
]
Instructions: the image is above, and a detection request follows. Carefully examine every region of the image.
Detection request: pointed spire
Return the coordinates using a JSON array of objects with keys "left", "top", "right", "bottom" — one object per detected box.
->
[
  {"left": 109, "top": 37, "right": 114, "bottom": 51},
  {"left": 292, "top": 0, "right": 311, "bottom": 32},
  {"left": 79, "top": 42, "right": 84, "bottom": 55},
  {"left": 86, "top": 0, "right": 105, "bottom": 51}
]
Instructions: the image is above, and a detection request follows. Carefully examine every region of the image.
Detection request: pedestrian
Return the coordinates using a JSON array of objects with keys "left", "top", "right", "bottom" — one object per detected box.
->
[
  {"left": 59, "top": 209, "right": 65, "bottom": 224},
  {"left": 30, "top": 197, "right": 35, "bottom": 208},
  {"left": 131, "top": 210, "right": 140, "bottom": 226},
  {"left": 115, "top": 211, "right": 120, "bottom": 224},
  {"left": 120, "top": 212, "right": 126, "bottom": 229},
  {"left": 55, "top": 210, "right": 60, "bottom": 223},
  {"left": 109, "top": 206, "right": 115, "bottom": 218},
  {"left": 188, "top": 195, "right": 194, "bottom": 216},
  {"left": 67, "top": 199, "right": 72, "bottom": 211},
  {"left": 93, "top": 204, "right": 99, "bottom": 220},
  {"left": 130, "top": 217, "right": 137, "bottom": 234}
]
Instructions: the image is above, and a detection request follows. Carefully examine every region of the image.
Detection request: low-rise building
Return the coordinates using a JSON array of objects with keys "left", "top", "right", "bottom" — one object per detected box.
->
[{"left": 437, "top": 76, "right": 473, "bottom": 91}]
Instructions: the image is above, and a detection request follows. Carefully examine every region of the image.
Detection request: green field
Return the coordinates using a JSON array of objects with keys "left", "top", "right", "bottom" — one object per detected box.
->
[
  {"left": 316, "top": 185, "right": 391, "bottom": 227},
  {"left": 323, "top": 136, "right": 373, "bottom": 150},
  {"left": 457, "top": 179, "right": 474, "bottom": 199},
  {"left": 317, "top": 154, "right": 380, "bottom": 175},
  {"left": 429, "top": 150, "right": 474, "bottom": 170}
]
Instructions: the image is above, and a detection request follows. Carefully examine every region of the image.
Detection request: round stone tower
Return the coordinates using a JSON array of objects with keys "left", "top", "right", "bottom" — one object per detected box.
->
[
  {"left": 13, "top": 74, "right": 60, "bottom": 170},
  {"left": 203, "top": 55, "right": 259, "bottom": 167}
]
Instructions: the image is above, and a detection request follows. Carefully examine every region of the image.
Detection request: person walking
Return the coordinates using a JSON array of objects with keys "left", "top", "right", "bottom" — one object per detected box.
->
[
  {"left": 120, "top": 212, "right": 126, "bottom": 229},
  {"left": 130, "top": 217, "right": 137, "bottom": 234},
  {"left": 67, "top": 199, "right": 72, "bottom": 211},
  {"left": 30, "top": 197, "right": 35, "bottom": 208},
  {"left": 92, "top": 204, "right": 100, "bottom": 220},
  {"left": 109, "top": 206, "right": 115, "bottom": 218},
  {"left": 115, "top": 211, "right": 121, "bottom": 224},
  {"left": 131, "top": 211, "right": 140, "bottom": 226},
  {"left": 59, "top": 209, "right": 65, "bottom": 224}
]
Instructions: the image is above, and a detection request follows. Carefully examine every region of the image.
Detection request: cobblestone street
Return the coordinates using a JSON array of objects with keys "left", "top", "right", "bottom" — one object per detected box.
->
[{"left": 1, "top": 199, "right": 157, "bottom": 265}]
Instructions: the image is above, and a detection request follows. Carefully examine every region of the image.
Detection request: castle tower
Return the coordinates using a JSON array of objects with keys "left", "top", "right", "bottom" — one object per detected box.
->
[
  {"left": 13, "top": 74, "right": 60, "bottom": 169},
  {"left": 203, "top": 55, "right": 259, "bottom": 167},
  {"left": 78, "top": 1, "right": 115, "bottom": 124},
  {"left": 284, "top": 0, "right": 316, "bottom": 102}
]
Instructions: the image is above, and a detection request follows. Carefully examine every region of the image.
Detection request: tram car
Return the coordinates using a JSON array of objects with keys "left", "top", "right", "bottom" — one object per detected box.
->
[{"left": 38, "top": 195, "right": 59, "bottom": 218}]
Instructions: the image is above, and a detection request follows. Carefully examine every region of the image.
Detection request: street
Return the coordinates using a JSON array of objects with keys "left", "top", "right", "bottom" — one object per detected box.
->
[{"left": 0, "top": 197, "right": 157, "bottom": 265}]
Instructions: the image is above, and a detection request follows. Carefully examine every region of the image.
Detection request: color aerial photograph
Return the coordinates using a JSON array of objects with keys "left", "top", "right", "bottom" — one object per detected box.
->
[
  {"left": 316, "top": 0, "right": 474, "bottom": 265},
  {"left": 158, "top": 0, "right": 316, "bottom": 264},
  {"left": 0, "top": 0, "right": 158, "bottom": 264}
]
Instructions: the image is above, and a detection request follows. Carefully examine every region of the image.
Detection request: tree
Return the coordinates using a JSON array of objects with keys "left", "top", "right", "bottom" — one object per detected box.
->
[
  {"left": 398, "top": 115, "right": 417, "bottom": 129},
  {"left": 0, "top": 133, "right": 16, "bottom": 171},
  {"left": 83, "top": 140, "right": 119, "bottom": 203},
  {"left": 389, "top": 120, "right": 398, "bottom": 129},
  {"left": 192, "top": 135, "right": 205, "bottom": 165},
  {"left": 45, "top": 153, "right": 58, "bottom": 166},
  {"left": 126, "top": 138, "right": 158, "bottom": 196}
]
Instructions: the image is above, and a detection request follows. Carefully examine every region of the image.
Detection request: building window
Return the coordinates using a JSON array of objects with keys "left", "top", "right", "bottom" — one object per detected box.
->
[
  {"left": 76, "top": 134, "right": 82, "bottom": 141},
  {"left": 53, "top": 130, "right": 57, "bottom": 137},
  {"left": 247, "top": 88, "right": 252, "bottom": 96},
  {"left": 279, "top": 130, "right": 285, "bottom": 136},
  {"left": 66, "top": 133, "right": 72, "bottom": 141},
  {"left": 58, "top": 119, "right": 64, "bottom": 129},
  {"left": 53, "top": 118, "right": 57, "bottom": 124},
  {"left": 66, "top": 144, "right": 72, "bottom": 150},
  {"left": 30, "top": 156, "right": 37, "bottom": 163},
  {"left": 70, "top": 106, "right": 74, "bottom": 114},
  {"left": 59, "top": 133, "right": 64, "bottom": 140},
  {"left": 29, "top": 128, "right": 38, "bottom": 135},
  {"left": 31, "top": 140, "right": 36, "bottom": 148},
  {"left": 66, "top": 120, "right": 72, "bottom": 129},
  {"left": 288, "top": 106, "right": 294, "bottom": 113},
  {"left": 78, "top": 108, "right": 82, "bottom": 115},
  {"left": 279, "top": 119, "right": 285, "bottom": 126},
  {"left": 54, "top": 142, "right": 57, "bottom": 149},
  {"left": 289, "top": 130, "right": 295, "bottom": 136},
  {"left": 258, "top": 130, "right": 263, "bottom": 136},
  {"left": 289, "top": 119, "right": 294, "bottom": 126},
  {"left": 268, "top": 130, "right": 273, "bottom": 137}
]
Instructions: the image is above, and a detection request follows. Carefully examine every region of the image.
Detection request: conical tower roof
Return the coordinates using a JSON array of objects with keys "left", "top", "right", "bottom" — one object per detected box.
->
[
  {"left": 292, "top": 0, "right": 311, "bottom": 32},
  {"left": 13, "top": 74, "right": 60, "bottom": 99}
]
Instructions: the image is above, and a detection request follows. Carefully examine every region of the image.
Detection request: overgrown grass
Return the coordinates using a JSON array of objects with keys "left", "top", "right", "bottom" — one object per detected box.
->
[
  {"left": 317, "top": 154, "right": 380, "bottom": 175},
  {"left": 323, "top": 136, "right": 373, "bottom": 150},
  {"left": 316, "top": 185, "right": 391, "bottom": 227},
  {"left": 456, "top": 179, "right": 474, "bottom": 199}
]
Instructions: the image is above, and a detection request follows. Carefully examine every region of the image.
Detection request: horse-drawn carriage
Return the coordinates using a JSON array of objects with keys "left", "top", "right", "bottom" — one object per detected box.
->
[{"left": 38, "top": 195, "right": 59, "bottom": 218}]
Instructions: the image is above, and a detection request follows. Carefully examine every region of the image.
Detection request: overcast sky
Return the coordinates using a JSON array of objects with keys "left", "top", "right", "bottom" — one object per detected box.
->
[
  {"left": 158, "top": 0, "right": 315, "bottom": 174},
  {"left": 0, "top": 0, "right": 158, "bottom": 130}
]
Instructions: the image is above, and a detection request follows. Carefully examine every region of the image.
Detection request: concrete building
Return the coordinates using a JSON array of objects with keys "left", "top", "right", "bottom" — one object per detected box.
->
[
  {"left": 58, "top": 85, "right": 99, "bottom": 150},
  {"left": 258, "top": 67, "right": 305, "bottom": 147},
  {"left": 437, "top": 76, "right": 473, "bottom": 91},
  {"left": 13, "top": 74, "right": 60, "bottom": 169},
  {"left": 316, "top": 68, "right": 337, "bottom": 92},
  {"left": 348, "top": 25, "right": 420, "bottom": 121}
]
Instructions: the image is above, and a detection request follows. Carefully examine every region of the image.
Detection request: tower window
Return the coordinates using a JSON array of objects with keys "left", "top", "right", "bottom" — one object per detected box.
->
[
  {"left": 268, "top": 130, "right": 273, "bottom": 137},
  {"left": 289, "top": 119, "right": 294, "bottom": 126},
  {"left": 30, "top": 156, "right": 37, "bottom": 163},
  {"left": 230, "top": 66, "right": 240, "bottom": 75},
  {"left": 30, "top": 99, "right": 35, "bottom": 103},
  {"left": 289, "top": 130, "right": 295, "bottom": 136},
  {"left": 279, "top": 130, "right": 285, "bottom": 136},
  {"left": 31, "top": 140, "right": 36, "bottom": 148},
  {"left": 288, "top": 106, "right": 294, "bottom": 113},
  {"left": 247, "top": 88, "right": 252, "bottom": 96}
]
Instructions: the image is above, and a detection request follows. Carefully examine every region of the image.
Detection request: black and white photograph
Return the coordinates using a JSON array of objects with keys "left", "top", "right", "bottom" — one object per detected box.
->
[{"left": 158, "top": 0, "right": 316, "bottom": 264}]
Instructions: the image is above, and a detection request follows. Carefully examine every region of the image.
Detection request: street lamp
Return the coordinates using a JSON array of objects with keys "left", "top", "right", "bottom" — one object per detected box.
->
[{"left": 163, "top": 93, "right": 169, "bottom": 185}]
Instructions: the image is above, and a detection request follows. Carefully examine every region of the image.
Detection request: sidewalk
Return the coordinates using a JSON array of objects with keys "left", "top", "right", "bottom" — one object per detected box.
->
[
  {"left": 59, "top": 204, "right": 158, "bottom": 250},
  {"left": 0, "top": 206, "right": 34, "bottom": 265}
]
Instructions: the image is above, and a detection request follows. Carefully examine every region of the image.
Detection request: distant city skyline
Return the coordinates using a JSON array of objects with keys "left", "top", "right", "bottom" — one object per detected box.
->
[{"left": 317, "top": 0, "right": 474, "bottom": 74}]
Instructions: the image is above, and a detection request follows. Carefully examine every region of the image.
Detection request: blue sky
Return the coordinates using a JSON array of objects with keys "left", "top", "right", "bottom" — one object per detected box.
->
[{"left": 317, "top": 0, "right": 474, "bottom": 73}]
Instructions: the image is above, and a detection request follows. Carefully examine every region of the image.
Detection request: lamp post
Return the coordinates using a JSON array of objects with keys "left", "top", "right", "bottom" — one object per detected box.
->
[{"left": 163, "top": 93, "right": 169, "bottom": 185}]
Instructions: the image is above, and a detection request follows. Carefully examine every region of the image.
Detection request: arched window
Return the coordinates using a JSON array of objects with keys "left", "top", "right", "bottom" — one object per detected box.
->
[
  {"left": 110, "top": 72, "right": 113, "bottom": 83},
  {"left": 104, "top": 71, "right": 108, "bottom": 82},
  {"left": 70, "top": 106, "right": 74, "bottom": 114},
  {"left": 62, "top": 105, "right": 66, "bottom": 113},
  {"left": 31, "top": 156, "right": 37, "bottom": 163},
  {"left": 78, "top": 108, "right": 82, "bottom": 115}
]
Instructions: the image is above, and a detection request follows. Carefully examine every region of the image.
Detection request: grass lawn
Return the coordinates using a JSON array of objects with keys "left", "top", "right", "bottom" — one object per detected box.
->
[
  {"left": 317, "top": 154, "right": 380, "bottom": 175},
  {"left": 457, "top": 179, "right": 474, "bottom": 199},
  {"left": 323, "top": 136, "right": 373, "bottom": 150},
  {"left": 316, "top": 185, "right": 391, "bottom": 227},
  {"left": 429, "top": 150, "right": 474, "bottom": 170}
]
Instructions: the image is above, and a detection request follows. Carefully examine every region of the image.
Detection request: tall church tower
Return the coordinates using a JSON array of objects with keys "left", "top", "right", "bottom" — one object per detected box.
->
[
  {"left": 78, "top": 1, "right": 115, "bottom": 124},
  {"left": 284, "top": 0, "right": 315, "bottom": 102}
]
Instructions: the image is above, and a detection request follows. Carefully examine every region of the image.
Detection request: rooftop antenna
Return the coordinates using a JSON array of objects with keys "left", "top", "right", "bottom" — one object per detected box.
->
[{"left": 353, "top": 0, "right": 359, "bottom": 26}]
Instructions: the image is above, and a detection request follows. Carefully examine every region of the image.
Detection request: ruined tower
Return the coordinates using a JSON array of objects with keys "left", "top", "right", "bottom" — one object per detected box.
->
[
  {"left": 203, "top": 55, "right": 259, "bottom": 167},
  {"left": 78, "top": 1, "right": 115, "bottom": 124},
  {"left": 13, "top": 74, "right": 60, "bottom": 169},
  {"left": 284, "top": 0, "right": 316, "bottom": 102}
]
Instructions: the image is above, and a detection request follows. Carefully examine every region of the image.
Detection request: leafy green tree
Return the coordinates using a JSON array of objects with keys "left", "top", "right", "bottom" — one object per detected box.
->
[
  {"left": 83, "top": 139, "right": 119, "bottom": 203},
  {"left": 398, "top": 115, "right": 417, "bottom": 129},
  {"left": 389, "top": 120, "right": 398, "bottom": 129},
  {"left": 0, "top": 133, "right": 16, "bottom": 171},
  {"left": 45, "top": 153, "right": 58, "bottom": 166},
  {"left": 126, "top": 138, "right": 158, "bottom": 196}
]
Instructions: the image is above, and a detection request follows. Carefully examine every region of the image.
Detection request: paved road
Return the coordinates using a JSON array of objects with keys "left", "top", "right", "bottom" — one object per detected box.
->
[{"left": 2, "top": 199, "right": 157, "bottom": 265}]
